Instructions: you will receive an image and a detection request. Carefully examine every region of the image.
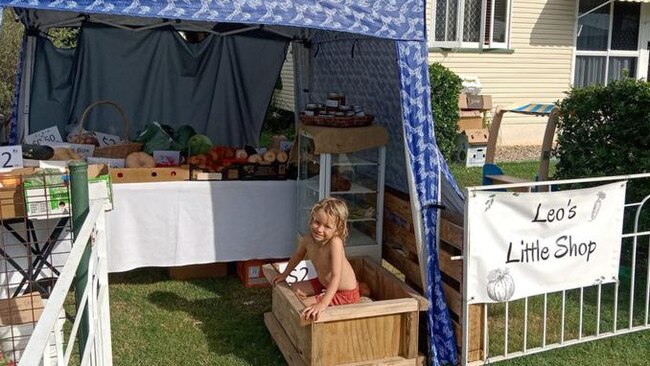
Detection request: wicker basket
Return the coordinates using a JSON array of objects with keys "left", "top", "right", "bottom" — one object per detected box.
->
[
  {"left": 299, "top": 113, "right": 374, "bottom": 128},
  {"left": 77, "top": 100, "right": 143, "bottom": 159}
]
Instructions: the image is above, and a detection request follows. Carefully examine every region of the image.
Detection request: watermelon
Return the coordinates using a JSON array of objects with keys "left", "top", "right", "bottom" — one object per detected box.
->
[{"left": 187, "top": 134, "right": 212, "bottom": 156}]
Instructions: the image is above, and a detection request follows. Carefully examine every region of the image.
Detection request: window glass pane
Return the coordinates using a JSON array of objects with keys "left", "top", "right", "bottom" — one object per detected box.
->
[
  {"left": 611, "top": 2, "right": 640, "bottom": 51},
  {"left": 574, "top": 56, "right": 606, "bottom": 87},
  {"left": 463, "top": 0, "right": 481, "bottom": 43},
  {"left": 492, "top": 0, "right": 508, "bottom": 43},
  {"left": 608, "top": 57, "right": 636, "bottom": 81},
  {"left": 577, "top": 0, "right": 609, "bottom": 51},
  {"left": 436, "top": 0, "right": 458, "bottom": 42}
]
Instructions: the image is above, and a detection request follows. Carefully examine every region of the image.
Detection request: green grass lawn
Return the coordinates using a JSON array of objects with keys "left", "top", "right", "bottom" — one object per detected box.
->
[{"left": 107, "top": 160, "right": 650, "bottom": 365}]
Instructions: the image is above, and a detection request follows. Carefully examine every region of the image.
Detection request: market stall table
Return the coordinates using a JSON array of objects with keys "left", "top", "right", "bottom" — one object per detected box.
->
[{"left": 105, "top": 180, "right": 297, "bottom": 272}]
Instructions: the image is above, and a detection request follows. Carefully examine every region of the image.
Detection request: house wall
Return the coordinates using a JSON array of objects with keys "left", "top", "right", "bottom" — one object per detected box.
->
[
  {"left": 427, "top": 0, "right": 575, "bottom": 146},
  {"left": 273, "top": 44, "right": 295, "bottom": 111}
]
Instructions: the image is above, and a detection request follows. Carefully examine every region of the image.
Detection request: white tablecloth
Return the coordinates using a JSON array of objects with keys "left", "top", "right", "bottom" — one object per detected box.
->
[{"left": 106, "top": 180, "right": 297, "bottom": 272}]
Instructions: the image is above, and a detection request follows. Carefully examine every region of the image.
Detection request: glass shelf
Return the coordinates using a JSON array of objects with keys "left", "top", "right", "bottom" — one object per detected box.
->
[{"left": 296, "top": 130, "right": 386, "bottom": 262}]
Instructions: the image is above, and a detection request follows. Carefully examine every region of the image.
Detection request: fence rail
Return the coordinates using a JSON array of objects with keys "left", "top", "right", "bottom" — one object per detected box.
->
[
  {"left": 462, "top": 173, "right": 650, "bottom": 365},
  {"left": 19, "top": 201, "right": 112, "bottom": 366}
]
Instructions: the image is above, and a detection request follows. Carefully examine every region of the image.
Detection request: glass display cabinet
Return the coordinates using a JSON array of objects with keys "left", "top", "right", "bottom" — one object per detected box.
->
[{"left": 296, "top": 124, "right": 388, "bottom": 262}]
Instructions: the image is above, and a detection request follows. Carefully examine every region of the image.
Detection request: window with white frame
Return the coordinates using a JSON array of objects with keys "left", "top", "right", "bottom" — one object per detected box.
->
[
  {"left": 574, "top": 0, "right": 641, "bottom": 87},
  {"left": 431, "top": 0, "right": 511, "bottom": 49}
]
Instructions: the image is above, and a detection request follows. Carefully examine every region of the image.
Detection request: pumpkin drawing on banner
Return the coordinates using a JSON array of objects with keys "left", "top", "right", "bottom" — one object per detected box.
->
[{"left": 486, "top": 268, "right": 515, "bottom": 302}]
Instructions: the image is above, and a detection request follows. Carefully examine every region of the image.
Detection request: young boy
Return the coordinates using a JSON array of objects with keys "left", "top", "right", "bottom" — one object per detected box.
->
[{"left": 273, "top": 197, "right": 360, "bottom": 320}]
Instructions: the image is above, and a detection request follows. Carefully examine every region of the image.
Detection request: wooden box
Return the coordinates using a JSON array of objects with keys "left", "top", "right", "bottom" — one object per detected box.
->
[
  {"left": 263, "top": 257, "right": 428, "bottom": 366},
  {"left": 168, "top": 262, "right": 228, "bottom": 280},
  {"left": 0, "top": 168, "right": 37, "bottom": 220},
  {"left": 382, "top": 189, "right": 485, "bottom": 362},
  {"left": 110, "top": 167, "right": 189, "bottom": 184}
]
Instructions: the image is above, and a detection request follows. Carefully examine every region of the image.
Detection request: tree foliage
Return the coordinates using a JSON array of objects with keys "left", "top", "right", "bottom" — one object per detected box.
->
[
  {"left": 428, "top": 62, "right": 462, "bottom": 162},
  {"left": 0, "top": 9, "right": 24, "bottom": 117}
]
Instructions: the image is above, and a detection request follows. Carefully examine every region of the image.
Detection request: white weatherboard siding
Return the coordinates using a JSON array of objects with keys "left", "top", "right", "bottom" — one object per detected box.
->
[
  {"left": 274, "top": 44, "right": 296, "bottom": 112},
  {"left": 428, "top": 0, "right": 575, "bottom": 146}
]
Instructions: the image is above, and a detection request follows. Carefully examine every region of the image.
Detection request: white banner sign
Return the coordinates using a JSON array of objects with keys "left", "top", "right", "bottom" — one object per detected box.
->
[{"left": 467, "top": 182, "right": 627, "bottom": 304}]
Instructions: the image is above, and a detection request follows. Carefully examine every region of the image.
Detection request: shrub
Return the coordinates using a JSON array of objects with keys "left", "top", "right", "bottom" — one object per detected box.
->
[
  {"left": 0, "top": 9, "right": 24, "bottom": 116},
  {"left": 428, "top": 62, "right": 462, "bottom": 162},
  {"left": 555, "top": 77, "right": 650, "bottom": 180}
]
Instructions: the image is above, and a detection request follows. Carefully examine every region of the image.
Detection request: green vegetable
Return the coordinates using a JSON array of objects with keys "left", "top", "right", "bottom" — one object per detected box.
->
[
  {"left": 134, "top": 123, "right": 160, "bottom": 143},
  {"left": 173, "top": 125, "right": 197, "bottom": 153},
  {"left": 187, "top": 134, "right": 212, "bottom": 156},
  {"left": 142, "top": 122, "right": 175, "bottom": 154}
]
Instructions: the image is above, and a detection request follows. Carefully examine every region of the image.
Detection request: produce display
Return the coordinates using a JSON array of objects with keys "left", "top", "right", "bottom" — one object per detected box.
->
[{"left": 125, "top": 152, "right": 156, "bottom": 168}]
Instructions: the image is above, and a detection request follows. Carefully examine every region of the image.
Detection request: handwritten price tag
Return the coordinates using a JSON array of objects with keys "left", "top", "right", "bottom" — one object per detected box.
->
[
  {"left": 277, "top": 260, "right": 317, "bottom": 284},
  {"left": 0, "top": 145, "right": 23, "bottom": 169},
  {"left": 94, "top": 131, "right": 124, "bottom": 147},
  {"left": 87, "top": 156, "right": 125, "bottom": 168},
  {"left": 25, "top": 126, "right": 63, "bottom": 145},
  {"left": 153, "top": 150, "right": 180, "bottom": 167}
]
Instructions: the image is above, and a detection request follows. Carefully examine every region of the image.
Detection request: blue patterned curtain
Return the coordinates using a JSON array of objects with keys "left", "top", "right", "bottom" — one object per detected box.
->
[{"left": 396, "top": 40, "right": 458, "bottom": 366}]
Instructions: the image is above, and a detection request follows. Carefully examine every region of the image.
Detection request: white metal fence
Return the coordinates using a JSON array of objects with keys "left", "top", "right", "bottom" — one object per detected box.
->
[
  {"left": 19, "top": 201, "right": 112, "bottom": 366},
  {"left": 462, "top": 173, "right": 650, "bottom": 365}
]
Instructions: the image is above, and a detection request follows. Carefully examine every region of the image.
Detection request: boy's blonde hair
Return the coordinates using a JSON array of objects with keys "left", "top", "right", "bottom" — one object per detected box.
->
[{"left": 310, "top": 197, "right": 349, "bottom": 240}]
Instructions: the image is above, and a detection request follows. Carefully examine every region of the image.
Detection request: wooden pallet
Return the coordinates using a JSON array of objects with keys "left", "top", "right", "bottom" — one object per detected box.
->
[{"left": 382, "top": 189, "right": 484, "bottom": 362}]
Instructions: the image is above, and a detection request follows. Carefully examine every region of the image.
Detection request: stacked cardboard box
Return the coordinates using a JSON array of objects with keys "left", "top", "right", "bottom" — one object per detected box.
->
[{"left": 456, "top": 94, "right": 492, "bottom": 167}]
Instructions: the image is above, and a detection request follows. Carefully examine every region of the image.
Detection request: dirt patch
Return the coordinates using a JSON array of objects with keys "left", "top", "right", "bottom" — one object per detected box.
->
[{"left": 494, "top": 145, "right": 542, "bottom": 162}]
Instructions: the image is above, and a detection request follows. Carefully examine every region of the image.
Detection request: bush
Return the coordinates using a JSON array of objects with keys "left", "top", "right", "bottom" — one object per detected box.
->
[
  {"left": 555, "top": 77, "right": 650, "bottom": 180},
  {"left": 429, "top": 62, "right": 462, "bottom": 162},
  {"left": 0, "top": 9, "right": 24, "bottom": 116}
]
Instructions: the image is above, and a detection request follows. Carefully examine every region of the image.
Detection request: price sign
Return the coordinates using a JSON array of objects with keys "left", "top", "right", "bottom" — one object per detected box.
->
[
  {"left": 276, "top": 260, "right": 318, "bottom": 284},
  {"left": 68, "top": 143, "right": 95, "bottom": 158},
  {"left": 153, "top": 150, "right": 180, "bottom": 167},
  {"left": 0, "top": 145, "right": 23, "bottom": 169},
  {"left": 48, "top": 142, "right": 95, "bottom": 159},
  {"left": 24, "top": 126, "right": 63, "bottom": 145},
  {"left": 87, "top": 156, "right": 125, "bottom": 168},
  {"left": 94, "top": 131, "right": 124, "bottom": 147}
]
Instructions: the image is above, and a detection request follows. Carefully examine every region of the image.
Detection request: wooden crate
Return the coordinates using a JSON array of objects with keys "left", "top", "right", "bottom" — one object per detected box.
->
[
  {"left": 110, "top": 167, "right": 189, "bottom": 183},
  {"left": 168, "top": 262, "right": 228, "bottom": 280},
  {"left": 382, "top": 189, "right": 485, "bottom": 362},
  {"left": 263, "top": 257, "right": 428, "bottom": 366}
]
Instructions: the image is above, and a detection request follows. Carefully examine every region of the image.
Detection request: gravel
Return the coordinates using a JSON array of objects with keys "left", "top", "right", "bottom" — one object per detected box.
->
[{"left": 494, "top": 145, "right": 543, "bottom": 162}]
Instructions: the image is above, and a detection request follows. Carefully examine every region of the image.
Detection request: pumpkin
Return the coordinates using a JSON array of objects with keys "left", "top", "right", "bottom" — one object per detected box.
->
[
  {"left": 51, "top": 148, "right": 81, "bottom": 161},
  {"left": 486, "top": 268, "right": 515, "bottom": 302},
  {"left": 125, "top": 152, "right": 156, "bottom": 168}
]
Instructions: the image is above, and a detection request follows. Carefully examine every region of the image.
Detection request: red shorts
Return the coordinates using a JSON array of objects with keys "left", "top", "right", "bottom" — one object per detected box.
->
[{"left": 310, "top": 278, "right": 360, "bottom": 305}]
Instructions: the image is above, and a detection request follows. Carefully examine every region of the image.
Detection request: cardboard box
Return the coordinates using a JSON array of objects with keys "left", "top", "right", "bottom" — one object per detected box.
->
[
  {"left": 169, "top": 262, "right": 228, "bottom": 280},
  {"left": 237, "top": 259, "right": 289, "bottom": 288},
  {"left": 0, "top": 291, "right": 43, "bottom": 326},
  {"left": 23, "top": 164, "right": 112, "bottom": 219},
  {"left": 110, "top": 166, "right": 189, "bottom": 184},
  {"left": 464, "top": 94, "right": 492, "bottom": 110},
  {"left": 457, "top": 116, "right": 484, "bottom": 131}
]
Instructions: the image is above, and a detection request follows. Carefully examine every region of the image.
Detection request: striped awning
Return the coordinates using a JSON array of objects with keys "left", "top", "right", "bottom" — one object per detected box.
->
[{"left": 504, "top": 103, "right": 556, "bottom": 116}]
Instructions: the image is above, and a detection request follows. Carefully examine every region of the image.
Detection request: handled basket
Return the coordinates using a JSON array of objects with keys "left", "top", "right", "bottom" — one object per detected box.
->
[{"left": 77, "top": 100, "right": 143, "bottom": 158}]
